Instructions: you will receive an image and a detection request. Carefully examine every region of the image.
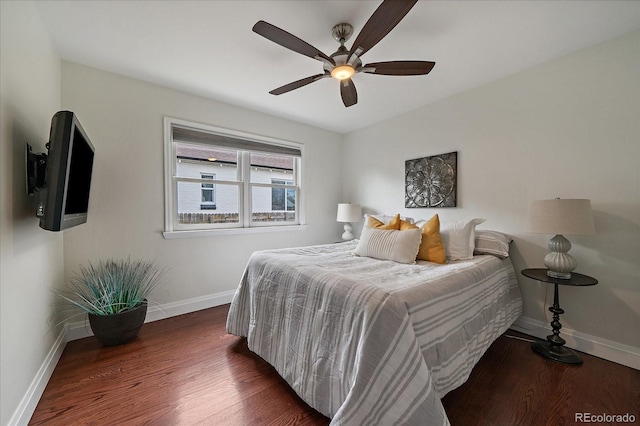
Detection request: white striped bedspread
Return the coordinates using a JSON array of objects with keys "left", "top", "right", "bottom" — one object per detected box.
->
[{"left": 226, "top": 241, "right": 523, "bottom": 425}]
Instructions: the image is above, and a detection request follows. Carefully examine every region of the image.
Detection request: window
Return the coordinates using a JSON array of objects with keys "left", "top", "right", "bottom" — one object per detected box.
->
[
  {"left": 164, "top": 118, "right": 304, "bottom": 236},
  {"left": 200, "top": 173, "right": 216, "bottom": 210},
  {"left": 271, "top": 179, "right": 295, "bottom": 211}
]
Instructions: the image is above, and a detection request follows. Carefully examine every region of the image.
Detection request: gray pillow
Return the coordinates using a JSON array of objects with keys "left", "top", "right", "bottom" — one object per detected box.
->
[{"left": 354, "top": 227, "right": 422, "bottom": 264}]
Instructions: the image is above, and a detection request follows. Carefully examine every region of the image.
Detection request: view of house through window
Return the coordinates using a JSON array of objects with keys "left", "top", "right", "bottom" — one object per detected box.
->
[
  {"left": 166, "top": 120, "right": 302, "bottom": 232},
  {"left": 200, "top": 173, "right": 216, "bottom": 210},
  {"left": 249, "top": 153, "right": 296, "bottom": 222},
  {"left": 271, "top": 179, "right": 295, "bottom": 211}
]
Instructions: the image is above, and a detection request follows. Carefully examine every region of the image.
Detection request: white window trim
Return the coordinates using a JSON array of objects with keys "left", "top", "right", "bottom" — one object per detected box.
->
[{"left": 162, "top": 117, "right": 306, "bottom": 239}]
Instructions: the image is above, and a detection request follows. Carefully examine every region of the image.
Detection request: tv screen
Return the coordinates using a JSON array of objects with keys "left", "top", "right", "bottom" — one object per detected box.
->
[{"left": 37, "top": 111, "right": 95, "bottom": 231}]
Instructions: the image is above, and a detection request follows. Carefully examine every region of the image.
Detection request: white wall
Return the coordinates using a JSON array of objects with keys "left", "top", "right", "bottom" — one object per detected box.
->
[
  {"left": 343, "top": 31, "right": 640, "bottom": 355},
  {"left": 60, "top": 61, "right": 344, "bottom": 306},
  {"left": 0, "top": 1, "right": 65, "bottom": 424}
]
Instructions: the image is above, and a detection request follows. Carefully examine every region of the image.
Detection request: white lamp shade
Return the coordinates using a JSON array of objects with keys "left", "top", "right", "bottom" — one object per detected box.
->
[
  {"left": 336, "top": 203, "right": 362, "bottom": 223},
  {"left": 528, "top": 199, "right": 595, "bottom": 236}
]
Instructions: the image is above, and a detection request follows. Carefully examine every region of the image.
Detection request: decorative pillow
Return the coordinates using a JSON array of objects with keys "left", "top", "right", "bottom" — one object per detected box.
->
[
  {"left": 367, "top": 213, "right": 401, "bottom": 230},
  {"left": 415, "top": 214, "right": 446, "bottom": 264},
  {"left": 440, "top": 218, "right": 486, "bottom": 260},
  {"left": 474, "top": 230, "right": 512, "bottom": 258},
  {"left": 363, "top": 214, "right": 415, "bottom": 229},
  {"left": 400, "top": 219, "right": 418, "bottom": 231},
  {"left": 354, "top": 227, "right": 422, "bottom": 264}
]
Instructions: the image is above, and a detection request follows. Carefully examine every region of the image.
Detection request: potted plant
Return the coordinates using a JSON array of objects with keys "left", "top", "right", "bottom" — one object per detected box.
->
[{"left": 55, "top": 258, "right": 166, "bottom": 346}]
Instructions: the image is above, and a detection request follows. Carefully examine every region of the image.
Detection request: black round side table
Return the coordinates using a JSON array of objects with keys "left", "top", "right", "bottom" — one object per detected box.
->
[{"left": 521, "top": 268, "right": 598, "bottom": 365}]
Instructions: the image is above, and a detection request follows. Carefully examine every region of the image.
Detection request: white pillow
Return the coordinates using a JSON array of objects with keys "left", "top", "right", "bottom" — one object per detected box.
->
[
  {"left": 362, "top": 214, "right": 415, "bottom": 228},
  {"left": 354, "top": 227, "right": 422, "bottom": 264},
  {"left": 440, "top": 218, "right": 486, "bottom": 260},
  {"left": 474, "top": 230, "right": 512, "bottom": 258}
]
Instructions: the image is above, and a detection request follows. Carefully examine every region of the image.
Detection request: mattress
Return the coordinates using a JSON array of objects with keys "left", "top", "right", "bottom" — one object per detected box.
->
[{"left": 226, "top": 241, "right": 523, "bottom": 425}]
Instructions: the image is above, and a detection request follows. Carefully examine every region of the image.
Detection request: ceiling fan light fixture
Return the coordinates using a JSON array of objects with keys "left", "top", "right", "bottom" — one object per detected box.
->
[{"left": 331, "top": 65, "right": 355, "bottom": 81}]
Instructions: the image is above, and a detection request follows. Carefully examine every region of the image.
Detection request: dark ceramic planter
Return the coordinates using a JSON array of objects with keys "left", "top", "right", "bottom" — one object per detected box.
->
[{"left": 88, "top": 301, "right": 148, "bottom": 346}]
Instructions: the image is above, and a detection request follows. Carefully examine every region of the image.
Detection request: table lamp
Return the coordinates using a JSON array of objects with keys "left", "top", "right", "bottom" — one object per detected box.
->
[
  {"left": 336, "top": 203, "right": 362, "bottom": 241},
  {"left": 528, "top": 198, "right": 595, "bottom": 279}
]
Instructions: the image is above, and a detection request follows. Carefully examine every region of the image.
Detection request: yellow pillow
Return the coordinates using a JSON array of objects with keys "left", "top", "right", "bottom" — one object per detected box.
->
[
  {"left": 368, "top": 214, "right": 418, "bottom": 231},
  {"left": 400, "top": 219, "right": 418, "bottom": 230},
  {"left": 368, "top": 213, "right": 401, "bottom": 230},
  {"left": 417, "top": 214, "right": 447, "bottom": 264}
]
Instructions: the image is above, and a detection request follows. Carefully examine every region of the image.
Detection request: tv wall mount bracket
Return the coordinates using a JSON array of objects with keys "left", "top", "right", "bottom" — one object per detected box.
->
[{"left": 25, "top": 142, "right": 48, "bottom": 196}]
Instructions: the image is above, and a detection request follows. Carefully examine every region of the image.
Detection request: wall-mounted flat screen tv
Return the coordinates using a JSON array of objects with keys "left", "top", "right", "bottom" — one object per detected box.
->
[{"left": 34, "top": 111, "right": 95, "bottom": 231}]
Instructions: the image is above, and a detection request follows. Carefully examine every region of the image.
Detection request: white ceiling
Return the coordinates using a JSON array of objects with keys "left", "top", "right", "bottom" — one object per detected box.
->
[{"left": 34, "top": 0, "right": 640, "bottom": 134}]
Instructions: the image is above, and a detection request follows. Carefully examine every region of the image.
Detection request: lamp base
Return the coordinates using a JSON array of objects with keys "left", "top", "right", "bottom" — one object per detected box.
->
[
  {"left": 532, "top": 341, "right": 583, "bottom": 365},
  {"left": 341, "top": 223, "right": 354, "bottom": 241},
  {"left": 544, "top": 234, "right": 576, "bottom": 280},
  {"left": 547, "top": 270, "right": 571, "bottom": 279}
]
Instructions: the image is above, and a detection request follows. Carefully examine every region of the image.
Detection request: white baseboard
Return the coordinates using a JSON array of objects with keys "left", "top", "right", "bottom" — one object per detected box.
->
[
  {"left": 146, "top": 290, "right": 236, "bottom": 323},
  {"left": 7, "top": 327, "right": 67, "bottom": 426},
  {"left": 66, "top": 290, "right": 236, "bottom": 341},
  {"left": 11, "top": 290, "right": 235, "bottom": 425},
  {"left": 511, "top": 316, "right": 640, "bottom": 370}
]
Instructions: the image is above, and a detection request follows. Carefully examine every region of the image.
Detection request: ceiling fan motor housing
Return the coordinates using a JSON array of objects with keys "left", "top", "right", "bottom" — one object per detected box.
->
[{"left": 326, "top": 44, "right": 361, "bottom": 74}]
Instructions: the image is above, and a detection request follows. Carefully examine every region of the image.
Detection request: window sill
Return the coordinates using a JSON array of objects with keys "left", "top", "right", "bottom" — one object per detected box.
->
[{"left": 162, "top": 224, "right": 308, "bottom": 239}]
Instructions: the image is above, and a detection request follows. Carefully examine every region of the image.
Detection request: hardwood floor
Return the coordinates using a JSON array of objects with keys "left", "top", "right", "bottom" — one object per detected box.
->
[
  {"left": 31, "top": 305, "right": 639, "bottom": 425},
  {"left": 442, "top": 333, "right": 640, "bottom": 425}
]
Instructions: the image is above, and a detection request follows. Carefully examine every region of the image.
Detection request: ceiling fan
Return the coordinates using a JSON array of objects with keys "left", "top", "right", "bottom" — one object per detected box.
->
[{"left": 253, "top": 0, "right": 435, "bottom": 107}]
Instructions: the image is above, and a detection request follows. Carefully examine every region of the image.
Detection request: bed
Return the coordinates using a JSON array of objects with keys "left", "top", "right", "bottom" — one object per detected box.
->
[{"left": 226, "top": 239, "right": 523, "bottom": 425}]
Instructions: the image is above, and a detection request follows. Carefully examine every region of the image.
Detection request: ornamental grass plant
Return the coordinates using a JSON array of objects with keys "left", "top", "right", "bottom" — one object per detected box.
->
[{"left": 56, "top": 258, "right": 166, "bottom": 317}]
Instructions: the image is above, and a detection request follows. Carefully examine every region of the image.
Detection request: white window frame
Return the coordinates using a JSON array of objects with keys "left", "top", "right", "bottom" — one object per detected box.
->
[{"left": 163, "top": 117, "right": 306, "bottom": 239}]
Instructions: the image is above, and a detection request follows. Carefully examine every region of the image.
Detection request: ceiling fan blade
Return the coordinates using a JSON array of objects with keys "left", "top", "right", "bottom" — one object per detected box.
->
[
  {"left": 348, "top": 0, "right": 418, "bottom": 62},
  {"left": 269, "top": 73, "right": 329, "bottom": 95},
  {"left": 253, "top": 21, "right": 334, "bottom": 66},
  {"left": 340, "top": 78, "right": 358, "bottom": 107},
  {"left": 362, "top": 60, "right": 435, "bottom": 76}
]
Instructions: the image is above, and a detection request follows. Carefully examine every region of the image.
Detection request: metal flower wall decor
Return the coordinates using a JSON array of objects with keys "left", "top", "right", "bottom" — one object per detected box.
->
[{"left": 405, "top": 151, "right": 457, "bottom": 208}]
